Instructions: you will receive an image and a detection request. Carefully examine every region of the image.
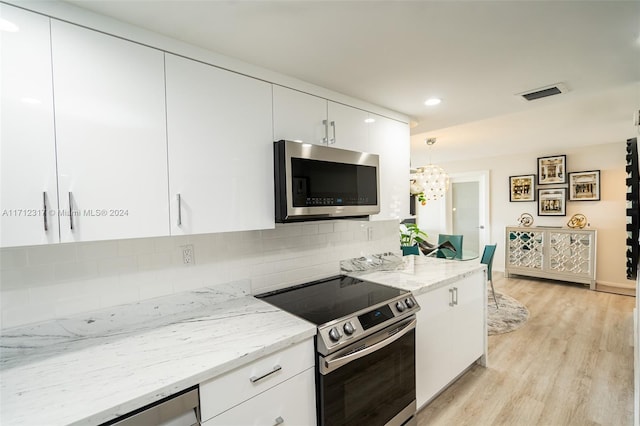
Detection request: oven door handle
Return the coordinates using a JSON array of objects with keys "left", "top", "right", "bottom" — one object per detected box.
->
[{"left": 320, "top": 317, "right": 416, "bottom": 375}]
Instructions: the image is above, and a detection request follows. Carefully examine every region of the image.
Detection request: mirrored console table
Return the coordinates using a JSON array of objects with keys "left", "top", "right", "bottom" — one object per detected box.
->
[{"left": 505, "top": 226, "right": 597, "bottom": 289}]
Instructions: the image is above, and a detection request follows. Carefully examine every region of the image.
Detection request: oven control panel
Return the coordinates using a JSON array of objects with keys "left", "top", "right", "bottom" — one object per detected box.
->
[{"left": 317, "top": 294, "right": 420, "bottom": 356}]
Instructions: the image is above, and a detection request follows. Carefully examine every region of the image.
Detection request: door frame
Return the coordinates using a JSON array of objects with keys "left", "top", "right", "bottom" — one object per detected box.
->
[{"left": 445, "top": 170, "right": 491, "bottom": 254}]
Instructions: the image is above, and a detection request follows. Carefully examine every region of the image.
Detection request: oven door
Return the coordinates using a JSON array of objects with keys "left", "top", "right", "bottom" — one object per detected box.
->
[{"left": 318, "top": 316, "right": 417, "bottom": 426}]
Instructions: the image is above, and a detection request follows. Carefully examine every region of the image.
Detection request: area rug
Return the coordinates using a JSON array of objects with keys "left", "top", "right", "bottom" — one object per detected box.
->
[{"left": 487, "top": 292, "right": 529, "bottom": 335}]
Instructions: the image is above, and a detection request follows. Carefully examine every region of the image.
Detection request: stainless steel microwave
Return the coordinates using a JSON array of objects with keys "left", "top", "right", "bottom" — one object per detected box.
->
[{"left": 274, "top": 140, "right": 380, "bottom": 223}]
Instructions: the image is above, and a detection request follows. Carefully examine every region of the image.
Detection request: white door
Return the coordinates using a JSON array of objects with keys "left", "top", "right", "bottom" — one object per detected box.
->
[
  {"left": 447, "top": 171, "right": 490, "bottom": 257},
  {"left": 273, "top": 85, "right": 327, "bottom": 145},
  {"left": 165, "top": 54, "right": 274, "bottom": 235},
  {"left": 327, "top": 101, "right": 369, "bottom": 152},
  {"left": 51, "top": 21, "right": 170, "bottom": 242},
  {"left": 0, "top": 5, "right": 60, "bottom": 247},
  {"left": 369, "top": 114, "right": 410, "bottom": 221}
]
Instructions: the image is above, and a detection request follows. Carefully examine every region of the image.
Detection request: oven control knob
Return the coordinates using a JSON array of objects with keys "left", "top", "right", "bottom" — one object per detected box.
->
[
  {"left": 396, "top": 300, "right": 407, "bottom": 312},
  {"left": 343, "top": 321, "right": 355, "bottom": 335},
  {"left": 405, "top": 298, "right": 415, "bottom": 308},
  {"left": 328, "top": 327, "right": 342, "bottom": 342}
]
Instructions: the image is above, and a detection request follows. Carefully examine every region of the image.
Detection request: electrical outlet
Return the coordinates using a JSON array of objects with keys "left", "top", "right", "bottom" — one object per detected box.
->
[{"left": 182, "top": 244, "right": 195, "bottom": 265}]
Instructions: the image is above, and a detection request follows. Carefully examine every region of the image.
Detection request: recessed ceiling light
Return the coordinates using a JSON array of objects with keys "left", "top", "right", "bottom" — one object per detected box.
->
[
  {"left": 424, "top": 98, "right": 442, "bottom": 106},
  {"left": 364, "top": 118, "right": 375, "bottom": 124}
]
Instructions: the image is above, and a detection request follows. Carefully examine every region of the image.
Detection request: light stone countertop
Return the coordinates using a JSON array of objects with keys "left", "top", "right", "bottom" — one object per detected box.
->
[
  {"left": 0, "top": 255, "right": 485, "bottom": 426},
  {"left": 342, "top": 254, "right": 487, "bottom": 296},
  {"left": 0, "top": 281, "right": 316, "bottom": 426}
]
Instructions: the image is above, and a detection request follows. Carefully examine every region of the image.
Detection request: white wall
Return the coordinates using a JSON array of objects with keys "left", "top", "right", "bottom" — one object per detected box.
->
[
  {"left": 0, "top": 219, "right": 399, "bottom": 329},
  {"left": 416, "top": 141, "right": 632, "bottom": 290}
]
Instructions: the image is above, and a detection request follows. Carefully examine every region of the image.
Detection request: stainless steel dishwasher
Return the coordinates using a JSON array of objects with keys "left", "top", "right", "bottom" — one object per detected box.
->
[{"left": 104, "top": 387, "right": 200, "bottom": 426}]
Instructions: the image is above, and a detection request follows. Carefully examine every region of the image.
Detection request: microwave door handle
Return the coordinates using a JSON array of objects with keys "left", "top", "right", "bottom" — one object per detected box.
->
[{"left": 320, "top": 317, "right": 416, "bottom": 375}]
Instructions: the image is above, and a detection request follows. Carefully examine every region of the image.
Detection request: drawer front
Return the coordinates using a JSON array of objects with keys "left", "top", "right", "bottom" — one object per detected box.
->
[
  {"left": 202, "top": 368, "right": 317, "bottom": 426},
  {"left": 200, "top": 339, "right": 314, "bottom": 422}
]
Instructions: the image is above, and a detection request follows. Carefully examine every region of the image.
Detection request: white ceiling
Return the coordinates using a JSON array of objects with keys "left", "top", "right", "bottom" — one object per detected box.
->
[{"left": 65, "top": 0, "right": 640, "bottom": 162}]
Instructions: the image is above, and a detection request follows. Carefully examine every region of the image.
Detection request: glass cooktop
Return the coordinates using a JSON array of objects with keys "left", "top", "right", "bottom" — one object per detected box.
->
[{"left": 257, "top": 275, "right": 406, "bottom": 326}]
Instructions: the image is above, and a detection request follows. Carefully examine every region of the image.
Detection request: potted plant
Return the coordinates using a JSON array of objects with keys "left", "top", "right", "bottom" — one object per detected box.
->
[{"left": 399, "top": 223, "right": 428, "bottom": 255}]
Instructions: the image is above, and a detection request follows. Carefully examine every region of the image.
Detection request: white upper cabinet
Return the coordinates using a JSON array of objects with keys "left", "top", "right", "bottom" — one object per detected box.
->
[
  {"left": 369, "top": 114, "right": 410, "bottom": 221},
  {"left": 273, "top": 86, "right": 371, "bottom": 152},
  {"left": 273, "top": 86, "right": 409, "bottom": 221},
  {"left": 0, "top": 4, "right": 60, "bottom": 247},
  {"left": 273, "top": 85, "right": 327, "bottom": 145},
  {"left": 50, "top": 20, "right": 170, "bottom": 243},
  {"left": 327, "top": 101, "right": 370, "bottom": 153},
  {"left": 165, "top": 54, "right": 274, "bottom": 235}
]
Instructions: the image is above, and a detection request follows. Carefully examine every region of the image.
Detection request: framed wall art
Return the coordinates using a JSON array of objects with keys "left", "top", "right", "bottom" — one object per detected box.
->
[
  {"left": 509, "top": 174, "right": 536, "bottom": 202},
  {"left": 568, "top": 170, "right": 600, "bottom": 201},
  {"left": 538, "top": 188, "right": 566, "bottom": 216},
  {"left": 537, "top": 155, "right": 567, "bottom": 185}
]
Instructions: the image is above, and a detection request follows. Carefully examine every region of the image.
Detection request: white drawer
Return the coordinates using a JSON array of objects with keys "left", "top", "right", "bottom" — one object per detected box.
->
[
  {"left": 202, "top": 368, "right": 317, "bottom": 426},
  {"left": 200, "top": 339, "right": 314, "bottom": 422}
]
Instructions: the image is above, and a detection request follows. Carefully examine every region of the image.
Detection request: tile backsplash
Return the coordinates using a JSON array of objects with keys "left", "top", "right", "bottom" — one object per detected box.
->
[{"left": 0, "top": 220, "right": 399, "bottom": 329}]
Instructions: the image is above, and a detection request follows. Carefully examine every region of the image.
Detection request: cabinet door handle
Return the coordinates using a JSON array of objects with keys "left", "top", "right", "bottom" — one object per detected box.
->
[
  {"left": 249, "top": 364, "right": 282, "bottom": 383},
  {"left": 274, "top": 416, "right": 284, "bottom": 425},
  {"left": 329, "top": 120, "right": 336, "bottom": 144},
  {"left": 176, "top": 193, "right": 182, "bottom": 226},
  {"left": 43, "top": 192, "right": 48, "bottom": 232},
  {"left": 453, "top": 287, "right": 459, "bottom": 306},
  {"left": 448, "top": 288, "right": 454, "bottom": 307},
  {"left": 322, "top": 119, "right": 329, "bottom": 144},
  {"left": 68, "top": 192, "right": 74, "bottom": 231}
]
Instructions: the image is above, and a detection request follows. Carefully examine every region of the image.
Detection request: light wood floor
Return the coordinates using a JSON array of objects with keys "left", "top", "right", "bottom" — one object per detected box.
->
[{"left": 417, "top": 273, "right": 636, "bottom": 426}]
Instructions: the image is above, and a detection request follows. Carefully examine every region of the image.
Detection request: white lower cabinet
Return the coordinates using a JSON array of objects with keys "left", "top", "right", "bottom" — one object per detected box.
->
[
  {"left": 201, "top": 368, "right": 316, "bottom": 426},
  {"left": 415, "top": 270, "right": 486, "bottom": 408},
  {"left": 200, "top": 339, "right": 316, "bottom": 425}
]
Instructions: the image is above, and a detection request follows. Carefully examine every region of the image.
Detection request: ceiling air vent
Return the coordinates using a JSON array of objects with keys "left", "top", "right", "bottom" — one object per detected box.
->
[{"left": 517, "top": 83, "right": 568, "bottom": 101}]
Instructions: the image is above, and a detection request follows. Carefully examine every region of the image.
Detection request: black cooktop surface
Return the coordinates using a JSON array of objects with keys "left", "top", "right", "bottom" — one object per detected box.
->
[{"left": 257, "top": 275, "right": 406, "bottom": 326}]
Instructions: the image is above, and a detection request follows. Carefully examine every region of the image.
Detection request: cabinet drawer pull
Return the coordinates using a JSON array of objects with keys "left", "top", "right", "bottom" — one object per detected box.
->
[
  {"left": 448, "top": 288, "right": 454, "bottom": 307},
  {"left": 68, "top": 192, "right": 74, "bottom": 231},
  {"left": 249, "top": 364, "right": 282, "bottom": 383},
  {"left": 176, "top": 193, "right": 182, "bottom": 226},
  {"left": 453, "top": 287, "right": 458, "bottom": 306},
  {"left": 43, "top": 192, "right": 48, "bottom": 232},
  {"left": 274, "top": 416, "right": 284, "bottom": 425}
]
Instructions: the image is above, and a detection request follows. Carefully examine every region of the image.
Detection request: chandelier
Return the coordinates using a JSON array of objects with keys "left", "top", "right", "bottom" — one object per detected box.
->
[{"left": 413, "top": 138, "right": 450, "bottom": 201}]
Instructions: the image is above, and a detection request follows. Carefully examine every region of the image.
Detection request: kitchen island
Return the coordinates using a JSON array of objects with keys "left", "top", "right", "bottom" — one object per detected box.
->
[
  {"left": 343, "top": 253, "right": 486, "bottom": 296},
  {"left": 1, "top": 255, "right": 486, "bottom": 425}
]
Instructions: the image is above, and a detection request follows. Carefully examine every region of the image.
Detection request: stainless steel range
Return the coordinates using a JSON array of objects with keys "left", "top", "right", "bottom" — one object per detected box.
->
[{"left": 258, "top": 275, "right": 420, "bottom": 426}]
